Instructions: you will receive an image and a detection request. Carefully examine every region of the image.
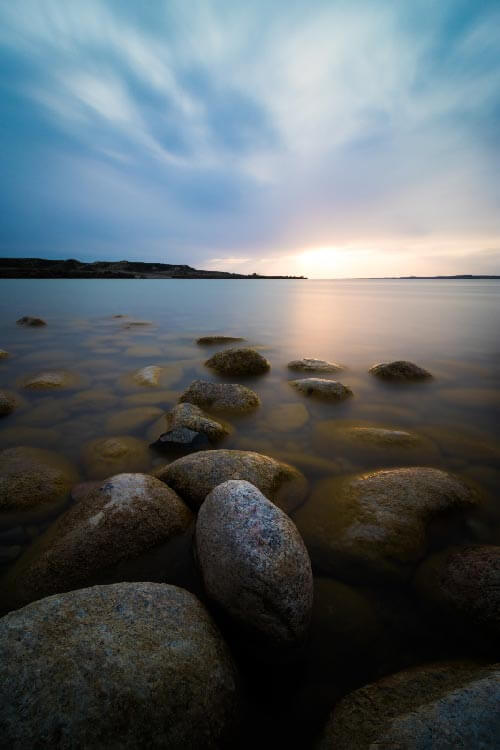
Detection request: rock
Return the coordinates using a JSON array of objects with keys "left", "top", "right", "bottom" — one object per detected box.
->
[
  {"left": 16, "top": 316, "right": 46, "bottom": 326},
  {"left": 125, "top": 345, "right": 163, "bottom": 357},
  {"left": 127, "top": 364, "right": 183, "bottom": 388},
  {"left": 124, "top": 389, "right": 178, "bottom": 406},
  {"left": 369, "top": 360, "right": 432, "bottom": 380},
  {"left": 81, "top": 436, "right": 151, "bottom": 479},
  {"left": 294, "top": 467, "right": 480, "bottom": 583},
  {"left": 121, "top": 319, "right": 152, "bottom": 328},
  {"left": 180, "top": 380, "right": 260, "bottom": 413},
  {"left": 415, "top": 545, "right": 500, "bottom": 636},
  {"left": 0, "top": 583, "right": 239, "bottom": 748},
  {"left": 21, "top": 370, "right": 83, "bottom": 390},
  {"left": 197, "top": 335, "right": 245, "bottom": 345},
  {"left": 317, "top": 661, "right": 500, "bottom": 750},
  {"left": 153, "top": 427, "right": 210, "bottom": 454},
  {"left": 0, "top": 446, "right": 78, "bottom": 522},
  {"left": 156, "top": 449, "right": 308, "bottom": 513},
  {"left": 0, "top": 349, "right": 10, "bottom": 359},
  {"left": 133, "top": 364, "right": 162, "bottom": 386},
  {"left": 196, "top": 480, "right": 313, "bottom": 647},
  {"left": 287, "top": 358, "right": 343, "bottom": 372},
  {"left": 289, "top": 378, "right": 353, "bottom": 401},
  {"left": 205, "top": 347, "right": 270, "bottom": 376},
  {"left": 266, "top": 403, "right": 309, "bottom": 432},
  {"left": 0, "top": 391, "right": 18, "bottom": 416},
  {"left": 3, "top": 473, "right": 193, "bottom": 609},
  {"left": 152, "top": 403, "right": 231, "bottom": 446},
  {"left": 105, "top": 406, "right": 164, "bottom": 433}
]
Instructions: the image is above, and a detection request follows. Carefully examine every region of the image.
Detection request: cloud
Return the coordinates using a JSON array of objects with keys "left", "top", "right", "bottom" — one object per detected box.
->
[{"left": 0, "top": 0, "right": 499, "bottom": 274}]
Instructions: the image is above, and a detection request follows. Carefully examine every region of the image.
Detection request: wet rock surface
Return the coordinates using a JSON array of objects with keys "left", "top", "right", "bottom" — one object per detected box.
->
[
  {"left": 205, "top": 347, "right": 270, "bottom": 376},
  {"left": 287, "top": 358, "right": 343, "bottom": 372},
  {"left": 156, "top": 449, "right": 308, "bottom": 513},
  {"left": 289, "top": 378, "right": 353, "bottom": 401},
  {"left": 2, "top": 473, "right": 193, "bottom": 610},
  {"left": 415, "top": 545, "right": 500, "bottom": 636},
  {"left": 81, "top": 435, "right": 151, "bottom": 478},
  {"left": 21, "top": 370, "right": 84, "bottom": 390},
  {"left": 0, "top": 583, "right": 239, "bottom": 749},
  {"left": 196, "top": 480, "right": 313, "bottom": 647},
  {"left": 164, "top": 402, "right": 231, "bottom": 442},
  {"left": 317, "top": 661, "right": 500, "bottom": 750},
  {"left": 0, "top": 390, "right": 18, "bottom": 416},
  {"left": 369, "top": 360, "right": 432, "bottom": 380},
  {"left": 294, "top": 467, "right": 480, "bottom": 583},
  {"left": 180, "top": 380, "right": 260, "bottom": 412}
]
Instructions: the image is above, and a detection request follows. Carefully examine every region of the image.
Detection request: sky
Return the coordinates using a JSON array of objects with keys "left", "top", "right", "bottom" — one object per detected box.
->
[{"left": 0, "top": 0, "right": 499, "bottom": 278}]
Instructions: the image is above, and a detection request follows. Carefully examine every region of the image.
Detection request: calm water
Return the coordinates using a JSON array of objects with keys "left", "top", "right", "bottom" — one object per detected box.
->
[{"left": 1, "top": 278, "right": 499, "bottom": 746}]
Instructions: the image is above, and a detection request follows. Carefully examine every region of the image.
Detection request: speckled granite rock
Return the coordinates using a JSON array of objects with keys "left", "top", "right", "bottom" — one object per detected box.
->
[
  {"left": 317, "top": 661, "right": 500, "bottom": 749},
  {"left": 0, "top": 583, "right": 239, "bottom": 749},
  {"left": 415, "top": 545, "right": 500, "bottom": 636},
  {"left": 0, "top": 446, "right": 78, "bottom": 521},
  {"left": 294, "top": 467, "right": 479, "bottom": 583},
  {"left": 197, "top": 335, "right": 245, "bottom": 345},
  {"left": 158, "top": 402, "right": 231, "bottom": 444},
  {"left": 2, "top": 473, "right": 193, "bottom": 610},
  {"left": 81, "top": 435, "right": 151, "bottom": 478},
  {"left": 196, "top": 480, "right": 313, "bottom": 647},
  {"left": 156, "top": 449, "right": 307, "bottom": 513},
  {"left": 180, "top": 380, "right": 260, "bottom": 412},
  {"left": 287, "top": 358, "right": 343, "bottom": 373},
  {"left": 205, "top": 348, "right": 270, "bottom": 376},
  {"left": 289, "top": 378, "right": 353, "bottom": 401},
  {"left": 369, "top": 360, "right": 432, "bottom": 380},
  {"left": 16, "top": 316, "right": 46, "bottom": 326}
]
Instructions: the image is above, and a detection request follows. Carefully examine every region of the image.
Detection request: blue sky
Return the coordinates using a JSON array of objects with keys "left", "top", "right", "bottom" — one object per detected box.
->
[{"left": 1, "top": 0, "right": 499, "bottom": 277}]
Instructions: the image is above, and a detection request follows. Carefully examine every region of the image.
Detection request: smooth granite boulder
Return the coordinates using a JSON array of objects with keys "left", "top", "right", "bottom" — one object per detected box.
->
[
  {"left": 2, "top": 473, "right": 194, "bottom": 611},
  {"left": 415, "top": 545, "right": 500, "bottom": 636},
  {"left": 205, "top": 347, "right": 270, "bottom": 376},
  {"left": 317, "top": 661, "right": 500, "bottom": 749},
  {"left": 196, "top": 480, "right": 313, "bottom": 648},
  {"left": 0, "top": 446, "right": 78, "bottom": 523},
  {"left": 180, "top": 380, "right": 260, "bottom": 413},
  {"left": 156, "top": 449, "right": 307, "bottom": 513},
  {"left": 369, "top": 360, "right": 432, "bottom": 380},
  {"left": 287, "top": 358, "right": 343, "bottom": 373},
  {"left": 81, "top": 435, "right": 151, "bottom": 478},
  {"left": 0, "top": 583, "right": 239, "bottom": 749},
  {"left": 289, "top": 378, "right": 353, "bottom": 401},
  {"left": 294, "top": 467, "right": 479, "bottom": 583}
]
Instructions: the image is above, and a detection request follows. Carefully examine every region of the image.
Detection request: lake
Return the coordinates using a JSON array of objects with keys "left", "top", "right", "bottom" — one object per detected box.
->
[{"left": 0, "top": 278, "right": 499, "bottom": 746}]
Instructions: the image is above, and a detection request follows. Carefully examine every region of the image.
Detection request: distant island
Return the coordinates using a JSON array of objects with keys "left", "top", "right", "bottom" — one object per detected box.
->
[{"left": 0, "top": 257, "right": 306, "bottom": 280}]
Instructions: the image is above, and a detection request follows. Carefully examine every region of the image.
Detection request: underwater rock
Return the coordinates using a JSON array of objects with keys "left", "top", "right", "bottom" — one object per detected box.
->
[
  {"left": 180, "top": 380, "right": 260, "bottom": 412},
  {"left": 266, "top": 403, "right": 309, "bottom": 432},
  {"left": 289, "top": 378, "right": 353, "bottom": 401},
  {"left": 0, "top": 583, "right": 239, "bottom": 749},
  {"left": 368, "top": 360, "right": 432, "bottom": 380},
  {"left": 0, "top": 391, "right": 18, "bottom": 416},
  {"left": 81, "top": 435, "right": 151, "bottom": 479},
  {"left": 196, "top": 480, "right": 313, "bottom": 647},
  {"left": 287, "top": 358, "right": 343, "bottom": 373},
  {"left": 205, "top": 347, "right": 270, "bottom": 376},
  {"left": 16, "top": 316, "right": 46, "bottom": 327},
  {"left": 105, "top": 406, "right": 164, "bottom": 433},
  {"left": 0, "top": 349, "right": 10, "bottom": 359},
  {"left": 21, "top": 370, "right": 84, "bottom": 391},
  {"left": 156, "top": 449, "right": 308, "bottom": 513},
  {"left": 294, "top": 467, "right": 480, "bottom": 583}
]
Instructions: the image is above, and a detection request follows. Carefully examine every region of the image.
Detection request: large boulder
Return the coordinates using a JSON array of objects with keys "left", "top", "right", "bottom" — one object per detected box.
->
[
  {"left": 415, "top": 545, "right": 500, "bottom": 637},
  {"left": 0, "top": 446, "right": 78, "bottom": 524},
  {"left": 317, "top": 661, "right": 500, "bottom": 749},
  {"left": 155, "top": 449, "right": 307, "bottom": 513},
  {"left": 81, "top": 435, "right": 151, "bottom": 478},
  {"left": 369, "top": 360, "right": 432, "bottom": 380},
  {"left": 294, "top": 467, "right": 480, "bottom": 583},
  {"left": 180, "top": 380, "right": 260, "bottom": 412},
  {"left": 2, "top": 473, "right": 194, "bottom": 611},
  {"left": 0, "top": 583, "right": 239, "bottom": 749},
  {"left": 287, "top": 358, "right": 342, "bottom": 373},
  {"left": 289, "top": 378, "right": 353, "bottom": 401},
  {"left": 196, "top": 480, "right": 313, "bottom": 648},
  {"left": 205, "top": 348, "right": 270, "bottom": 376}
]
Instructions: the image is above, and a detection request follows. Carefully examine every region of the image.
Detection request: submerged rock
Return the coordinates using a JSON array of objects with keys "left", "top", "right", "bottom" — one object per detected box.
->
[
  {"left": 317, "top": 661, "right": 500, "bottom": 749},
  {"left": 3, "top": 473, "right": 193, "bottom": 610},
  {"left": 156, "top": 449, "right": 308, "bottom": 513},
  {"left": 289, "top": 378, "right": 353, "bottom": 401},
  {"left": 81, "top": 435, "right": 151, "bottom": 479},
  {"left": 0, "top": 391, "right": 18, "bottom": 416},
  {"left": 287, "top": 358, "right": 343, "bottom": 372},
  {"left": 21, "top": 370, "right": 83, "bottom": 391},
  {"left": 0, "top": 583, "right": 239, "bottom": 749},
  {"left": 126, "top": 364, "right": 183, "bottom": 388},
  {"left": 151, "top": 403, "right": 231, "bottom": 454},
  {"left": 415, "top": 545, "right": 500, "bottom": 637},
  {"left": 196, "top": 480, "right": 313, "bottom": 647},
  {"left": 16, "top": 316, "right": 46, "bottom": 327},
  {"left": 133, "top": 364, "right": 162, "bottom": 386},
  {"left": 180, "top": 380, "right": 260, "bottom": 412},
  {"left": 369, "top": 360, "right": 432, "bottom": 380},
  {"left": 105, "top": 406, "right": 164, "bottom": 433},
  {"left": 0, "top": 349, "right": 10, "bottom": 359},
  {"left": 266, "top": 402, "right": 309, "bottom": 432},
  {"left": 205, "top": 347, "right": 270, "bottom": 376},
  {"left": 0, "top": 446, "right": 78, "bottom": 522},
  {"left": 197, "top": 335, "right": 245, "bottom": 345},
  {"left": 294, "top": 467, "right": 479, "bottom": 583}
]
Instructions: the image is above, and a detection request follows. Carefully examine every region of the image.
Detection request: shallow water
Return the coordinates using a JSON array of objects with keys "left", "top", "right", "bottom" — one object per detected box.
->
[{"left": 0, "top": 278, "right": 499, "bottom": 746}]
